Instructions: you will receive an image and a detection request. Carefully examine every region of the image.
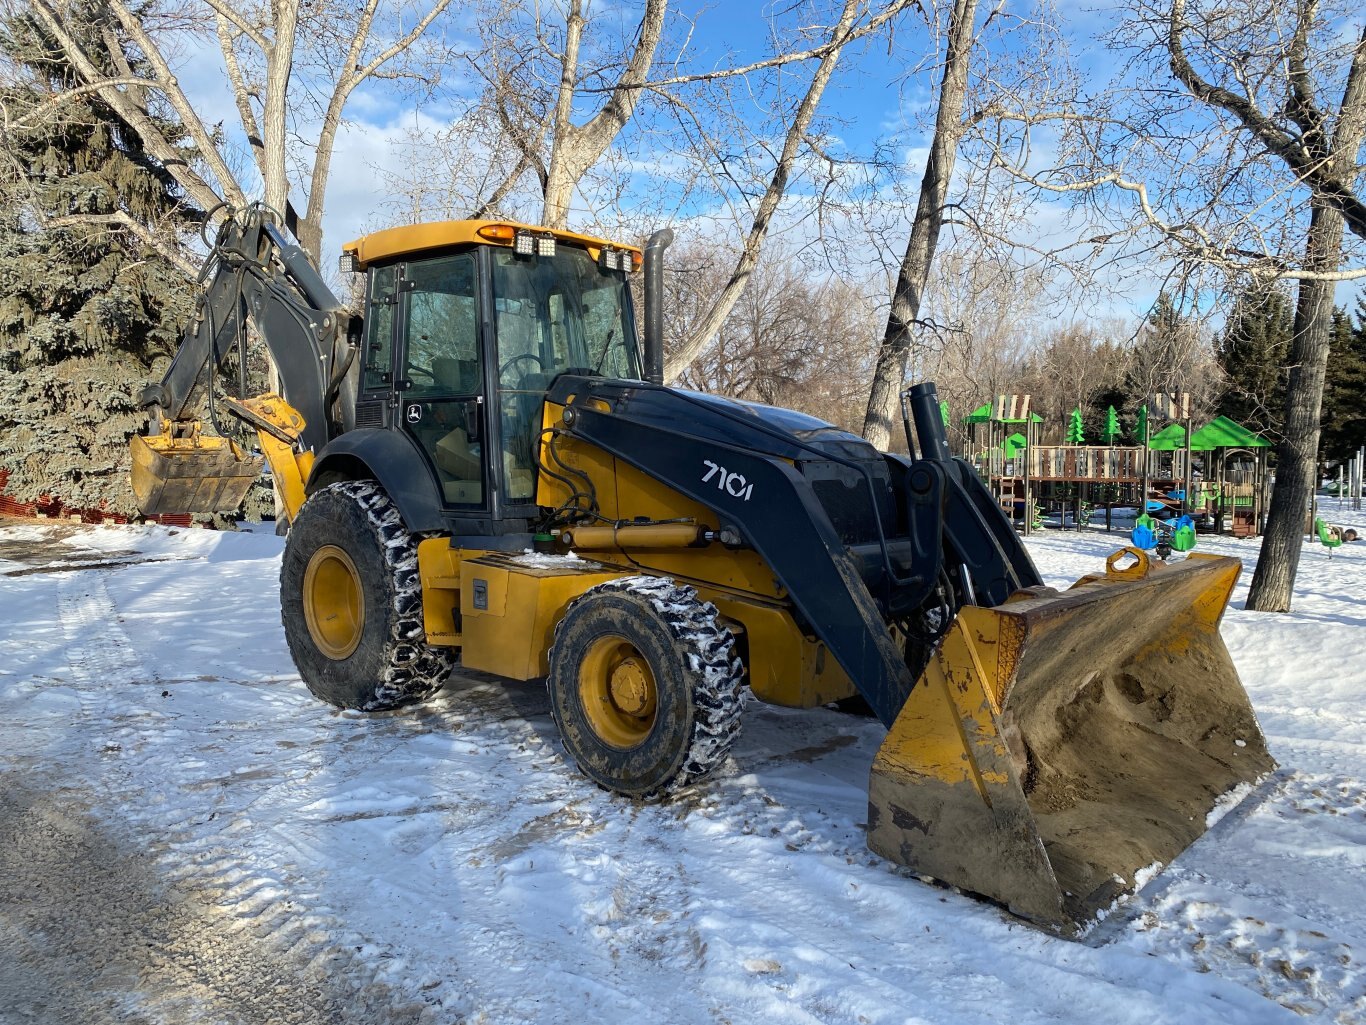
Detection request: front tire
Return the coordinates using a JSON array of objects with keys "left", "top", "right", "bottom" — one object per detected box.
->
[
  {"left": 281, "top": 480, "right": 453, "bottom": 710},
  {"left": 547, "top": 576, "right": 743, "bottom": 798}
]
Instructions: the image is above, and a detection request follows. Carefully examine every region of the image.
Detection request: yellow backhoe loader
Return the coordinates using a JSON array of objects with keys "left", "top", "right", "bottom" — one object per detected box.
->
[{"left": 130, "top": 204, "right": 1273, "bottom": 932}]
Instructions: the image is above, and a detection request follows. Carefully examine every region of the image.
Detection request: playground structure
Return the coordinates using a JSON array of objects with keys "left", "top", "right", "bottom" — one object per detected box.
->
[{"left": 963, "top": 396, "right": 1272, "bottom": 538}]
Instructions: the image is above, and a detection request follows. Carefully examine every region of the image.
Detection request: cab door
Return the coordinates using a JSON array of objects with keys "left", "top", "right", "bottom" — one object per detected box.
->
[{"left": 395, "top": 252, "right": 487, "bottom": 508}]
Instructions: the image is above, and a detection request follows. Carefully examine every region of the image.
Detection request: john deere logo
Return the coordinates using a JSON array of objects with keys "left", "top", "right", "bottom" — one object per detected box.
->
[{"left": 406, "top": 404, "right": 422, "bottom": 424}]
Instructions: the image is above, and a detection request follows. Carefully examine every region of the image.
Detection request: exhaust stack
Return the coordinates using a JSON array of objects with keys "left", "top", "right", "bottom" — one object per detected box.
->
[{"left": 642, "top": 228, "right": 673, "bottom": 386}]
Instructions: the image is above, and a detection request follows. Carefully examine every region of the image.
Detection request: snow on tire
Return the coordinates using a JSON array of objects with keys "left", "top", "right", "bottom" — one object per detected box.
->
[
  {"left": 280, "top": 480, "right": 454, "bottom": 711},
  {"left": 546, "top": 575, "right": 744, "bottom": 799}
]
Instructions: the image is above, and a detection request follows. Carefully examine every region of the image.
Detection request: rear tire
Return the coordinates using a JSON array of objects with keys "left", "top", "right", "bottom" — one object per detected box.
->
[
  {"left": 281, "top": 481, "right": 453, "bottom": 710},
  {"left": 547, "top": 576, "right": 743, "bottom": 798}
]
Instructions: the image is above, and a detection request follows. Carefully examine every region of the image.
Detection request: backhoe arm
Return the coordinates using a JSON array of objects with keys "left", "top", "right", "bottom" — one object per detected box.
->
[{"left": 131, "top": 205, "right": 360, "bottom": 519}]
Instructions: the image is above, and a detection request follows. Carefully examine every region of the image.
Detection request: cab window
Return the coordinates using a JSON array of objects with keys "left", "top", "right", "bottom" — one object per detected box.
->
[
  {"left": 361, "top": 265, "right": 397, "bottom": 390},
  {"left": 490, "top": 247, "right": 638, "bottom": 503},
  {"left": 403, "top": 255, "right": 480, "bottom": 395}
]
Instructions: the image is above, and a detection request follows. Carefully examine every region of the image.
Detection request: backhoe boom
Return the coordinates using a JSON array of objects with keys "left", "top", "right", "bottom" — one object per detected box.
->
[{"left": 132, "top": 205, "right": 358, "bottom": 519}]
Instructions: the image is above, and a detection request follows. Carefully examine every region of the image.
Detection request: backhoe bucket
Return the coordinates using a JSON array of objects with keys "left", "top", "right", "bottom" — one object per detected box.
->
[
  {"left": 130, "top": 431, "right": 263, "bottom": 516},
  {"left": 868, "top": 549, "right": 1273, "bottom": 932}
]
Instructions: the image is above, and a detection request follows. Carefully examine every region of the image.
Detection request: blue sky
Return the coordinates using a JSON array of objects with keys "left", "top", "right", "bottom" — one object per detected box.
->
[
  {"left": 174, "top": 0, "right": 1364, "bottom": 322},
  {"left": 304, "top": 2, "right": 938, "bottom": 248}
]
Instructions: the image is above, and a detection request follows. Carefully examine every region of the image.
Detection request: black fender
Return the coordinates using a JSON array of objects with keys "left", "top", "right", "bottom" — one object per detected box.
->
[{"left": 306, "top": 429, "right": 446, "bottom": 534}]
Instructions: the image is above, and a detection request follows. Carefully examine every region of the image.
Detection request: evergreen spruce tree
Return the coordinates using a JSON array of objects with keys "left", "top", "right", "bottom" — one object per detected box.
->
[
  {"left": 1086, "top": 376, "right": 1128, "bottom": 442},
  {"left": 0, "top": 3, "right": 201, "bottom": 515},
  {"left": 1320, "top": 302, "right": 1366, "bottom": 465},
  {"left": 1214, "top": 286, "right": 1294, "bottom": 441},
  {"left": 1216, "top": 287, "right": 1364, "bottom": 465}
]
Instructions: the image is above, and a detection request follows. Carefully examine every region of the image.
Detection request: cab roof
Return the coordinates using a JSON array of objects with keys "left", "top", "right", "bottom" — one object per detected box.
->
[{"left": 342, "top": 220, "right": 642, "bottom": 271}]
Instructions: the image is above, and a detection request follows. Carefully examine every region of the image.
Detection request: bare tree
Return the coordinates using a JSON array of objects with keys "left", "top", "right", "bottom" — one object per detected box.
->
[
  {"left": 379, "top": 1, "right": 916, "bottom": 384},
  {"left": 1180, "top": 1, "right": 1366, "bottom": 611},
  {"left": 1141, "top": 305, "right": 1225, "bottom": 412},
  {"left": 446, "top": 0, "right": 668, "bottom": 231},
  {"left": 1017, "top": 324, "right": 1121, "bottom": 429},
  {"left": 861, "top": 0, "right": 979, "bottom": 449},
  {"left": 983, "top": 0, "right": 1364, "bottom": 610},
  {"left": 905, "top": 241, "right": 1047, "bottom": 444},
  {"left": 858, "top": 0, "right": 1071, "bottom": 449},
  {"left": 423, "top": 1, "right": 917, "bottom": 385},
  {"left": 18, "top": 0, "right": 460, "bottom": 260},
  {"left": 669, "top": 238, "right": 881, "bottom": 430},
  {"left": 658, "top": 1, "right": 918, "bottom": 380},
  {"left": 1147, "top": 0, "right": 1364, "bottom": 611}
]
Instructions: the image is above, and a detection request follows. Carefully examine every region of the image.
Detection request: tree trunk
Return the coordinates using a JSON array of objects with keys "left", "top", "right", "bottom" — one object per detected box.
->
[
  {"left": 860, "top": 0, "right": 977, "bottom": 450},
  {"left": 541, "top": 167, "right": 578, "bottom": 231},
  {"left": 1246, "top": 200, "right": 1344, "bottom": 611},
  {"left": 662, "top": 0, "right": 863, "bottom": 382},
  {"left": 262, "top": 0, "right": 299, "bottom": 223},
  {"left": 539, "top": 0, "right": 665, "bottom": 231}
]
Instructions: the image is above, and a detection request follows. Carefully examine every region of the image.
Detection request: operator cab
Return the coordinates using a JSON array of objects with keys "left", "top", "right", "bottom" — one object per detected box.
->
[{"left": 343, "top": 222, "right": 643, "bottom": 532}]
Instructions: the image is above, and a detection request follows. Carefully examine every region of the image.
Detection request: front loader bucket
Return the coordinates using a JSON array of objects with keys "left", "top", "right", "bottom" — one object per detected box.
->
[
  {"left": 868, "top": 549, "right": 1274, "bottom": 932},
  {"left": 130, "top": 432, "right": 263, "bottom": 516}
]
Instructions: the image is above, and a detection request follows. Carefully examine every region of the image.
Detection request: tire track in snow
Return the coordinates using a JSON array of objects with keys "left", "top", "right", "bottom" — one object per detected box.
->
[
  {"left": 52, "top": 570, "right": 446, "bottom": 1024},
  {"left": 0, "top": 781, "right": 439, "bottom": 1025}
]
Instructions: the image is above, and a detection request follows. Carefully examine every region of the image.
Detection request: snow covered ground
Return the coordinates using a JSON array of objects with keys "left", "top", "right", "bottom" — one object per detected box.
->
[{"left": 0, "top": 515, "right": 1363, "bottom": 1024}]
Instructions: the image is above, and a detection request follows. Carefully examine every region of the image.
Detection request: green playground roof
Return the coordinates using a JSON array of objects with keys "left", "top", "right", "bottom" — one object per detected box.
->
[
  {"left": 1147, "top": 423, "right": 1187, "bottom": 450},
  {"left": 1002, "top": 432, "right": 1028, "bottom": 457},
  {"left": 1189, "top": 415, "right": 1272, "bottom": 450},
  {"left": 963, "top": 402, "right": 1044, "bottom": 424}
]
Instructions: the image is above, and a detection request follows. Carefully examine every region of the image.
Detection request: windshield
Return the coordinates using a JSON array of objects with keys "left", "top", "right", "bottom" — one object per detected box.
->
[
  {"left": 491, "top": 245, "right": 638, "bottom": 504},
  {"left": 491, "top": 247, "right": 639, "bottom": 383}
]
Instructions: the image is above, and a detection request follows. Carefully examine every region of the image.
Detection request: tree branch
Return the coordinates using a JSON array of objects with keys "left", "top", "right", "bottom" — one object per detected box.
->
[
  {"left": 1167, "top": 0, "right": 1366, "bottom": 239},
  {"left": 575, "top": 0, "right": 666, "bottom": 145},
  {"left": 1330, "top": 26, "right": 1366, "bottom": 170},
  {"left": 583, "top": 0, "right": 917, "bottom": 91},
  {"left": 27, "top": 0, "right": 230, "bottom": 215},
  {"left": 353, "top": 0, "right": 457, "bottom": 82},
  {"left": 665, "top": 0, "right": 866, "bottom": 380},
  {"left": 472, "top": 149, "right": 536, "bottom": 218},
  {"left": 39, "top": 211, "right": 199, "bottom": 279},
  {"left": 997, "top": 153, "right": 1366, "bottom": 281},
  {"left": 1285, "top": 0, "right": 1326, "bottom": 146},
  {"left": 106, "top": 0, "right": 246, "bottom": 205},
  {"left": 0, "top": 77, "right": 158, "bottom": 131},
  {"left": 199, "top": 0, "right": 270, "bottom": 53},
  {"left": 215, "top": 14, "right": 265, "bottom": 179}
]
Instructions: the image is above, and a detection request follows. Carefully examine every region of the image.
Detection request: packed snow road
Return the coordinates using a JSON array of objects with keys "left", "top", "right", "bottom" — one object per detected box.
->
[{"left": 0, "top": 518, "right": 1363, "bottom": 1024}]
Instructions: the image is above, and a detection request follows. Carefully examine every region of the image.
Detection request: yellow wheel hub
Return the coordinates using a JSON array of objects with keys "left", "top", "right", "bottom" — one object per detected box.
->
[
  {"left": 302, "top": 545, "right": 365, "bottom": 660},
  {"left": 579, "top": 635, "right": 658, "bottom": 749}
]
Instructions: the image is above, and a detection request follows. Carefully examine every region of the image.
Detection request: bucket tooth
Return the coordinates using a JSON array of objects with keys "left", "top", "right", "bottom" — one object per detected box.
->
[{"left": 869, "top": 550, "right": 1275, "bottom": 932}]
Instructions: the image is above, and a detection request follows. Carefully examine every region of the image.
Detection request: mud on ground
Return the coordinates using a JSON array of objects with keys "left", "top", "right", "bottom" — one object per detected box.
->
[{"left": 0, "top": 780, "right": 434, "bottom": 1025}]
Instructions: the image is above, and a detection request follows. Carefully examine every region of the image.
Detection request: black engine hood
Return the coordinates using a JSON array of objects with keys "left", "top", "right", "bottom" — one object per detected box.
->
[{"left": 547, "top": 376, "right": 881, "bottom": 464}]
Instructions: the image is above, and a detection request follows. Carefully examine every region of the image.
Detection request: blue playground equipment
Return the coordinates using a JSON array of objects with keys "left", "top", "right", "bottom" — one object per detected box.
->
[
  {"left": 1131, "top": 512, "right": 1197, "bottom": 559},
  {"left": 1131, "top": 513, "right": 1158, "bottom": 550},
  {"left": 1171, "top": 514, "right": 1197, "bottom": 552}
]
